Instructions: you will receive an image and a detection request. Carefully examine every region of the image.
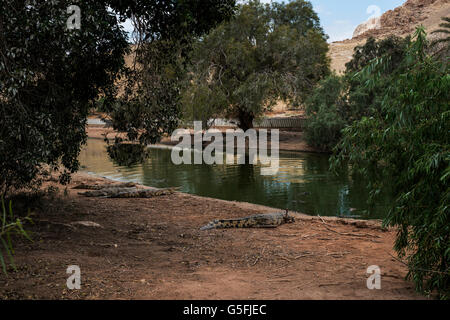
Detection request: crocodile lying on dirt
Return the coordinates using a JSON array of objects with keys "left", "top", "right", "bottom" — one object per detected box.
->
[
  {"left": 73, "top": 182, "right": 136, "bottom": 190},
  {"left": 200, "top": 210, "right": 295, "bottom": 230},
  {"left": 78, "top": 187, "right": 178, "bottom": 198}
]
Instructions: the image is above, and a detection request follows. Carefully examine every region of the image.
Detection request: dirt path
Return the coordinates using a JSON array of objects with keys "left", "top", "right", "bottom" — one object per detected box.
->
[{"left": 0, "top": 174, "right": 425, "bottom": 300}]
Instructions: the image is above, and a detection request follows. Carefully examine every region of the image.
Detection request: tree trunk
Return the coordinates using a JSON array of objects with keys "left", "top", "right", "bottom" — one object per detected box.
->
[{"left": 237, "top": 108, "right": 254, "bottom": 131}]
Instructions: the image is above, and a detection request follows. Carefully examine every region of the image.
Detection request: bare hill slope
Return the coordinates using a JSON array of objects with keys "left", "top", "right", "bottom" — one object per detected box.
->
[{"left": 329, "top": 0, "right": 450, "bottom": 73}]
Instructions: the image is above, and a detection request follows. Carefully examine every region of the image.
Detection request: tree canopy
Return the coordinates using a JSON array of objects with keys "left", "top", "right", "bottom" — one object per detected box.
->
[
  {"left": 0, "top": 0, "right": 236, "bottom": 195},
  {"left": 107, "top": 0, "right": 236, "bottom": 146},
  {"left": 0, "top": 0, "right": 129, "bottom": 195},
  {"left": 182, "top": 0, "right": 330, "bottom": 130}
]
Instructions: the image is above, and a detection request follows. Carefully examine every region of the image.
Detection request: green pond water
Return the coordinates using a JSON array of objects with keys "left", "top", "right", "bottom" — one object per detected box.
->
[{"left": 79, "top": 138, "right": 391, "bottom": 219}]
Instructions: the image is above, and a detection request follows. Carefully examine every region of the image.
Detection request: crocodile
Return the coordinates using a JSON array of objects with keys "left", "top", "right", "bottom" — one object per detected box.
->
[
  {"left": 73, "top": 182, "right": 136, "bottom": 190},
  {"left": 79, "top": 187, "right": 178, "bottom": 198},
  {"left": 200, "top": 210, "right": 294, "bottom": 230}
]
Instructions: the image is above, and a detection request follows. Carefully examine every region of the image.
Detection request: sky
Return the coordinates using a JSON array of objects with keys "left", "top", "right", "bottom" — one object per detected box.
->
[
  {"left": 308, "top": 0, "right": 406, "bottom": 42},
  {"left": 122, "top": 0, "right": 407, "bottom": 43}
]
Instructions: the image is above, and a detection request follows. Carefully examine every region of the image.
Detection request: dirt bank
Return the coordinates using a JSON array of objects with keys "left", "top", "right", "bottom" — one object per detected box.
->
[
  {"left": 0, "top": 173, "right": 425, "bottom": 300},
  {"left": 86, "top": 124, "right": 324, "bottom": 154}
]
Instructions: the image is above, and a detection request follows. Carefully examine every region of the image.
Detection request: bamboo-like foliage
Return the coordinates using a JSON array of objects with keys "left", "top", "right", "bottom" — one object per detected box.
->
[
  {"left": 332, "top": 27, "right": 449, "bottom": 299},
  {"left": 0, "top": 198, "right": 32, "bottom": 274},
  {"left": 431, "top": 17, "right": 450, "bottom": 45},
  {"left": 431, "top": 17, "right": 450, "bottom": 59}
]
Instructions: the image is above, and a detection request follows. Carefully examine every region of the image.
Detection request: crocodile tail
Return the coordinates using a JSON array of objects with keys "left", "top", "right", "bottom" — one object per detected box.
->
[
  {"left": 200, "top": 220, "right": 221, "bottom": 230},
  {"left": 200, "top": 219, "right": 253, "bottom": 230}
]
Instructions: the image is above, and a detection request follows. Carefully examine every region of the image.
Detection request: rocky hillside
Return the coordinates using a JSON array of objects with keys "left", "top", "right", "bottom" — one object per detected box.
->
[
  {"left": 353, "top": 17, "right": 381, "bottom": 38},
  {"left": 329, "top": 0, "right": 450, "bottom": 73}
]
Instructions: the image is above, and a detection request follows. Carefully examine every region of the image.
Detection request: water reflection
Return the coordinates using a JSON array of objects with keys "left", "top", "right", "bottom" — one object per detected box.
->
[
  {"left": 106, "top": 143, "right": 149, "bottom": 167},
  {"left": 79, "top": 138, "right": 390, "bottom": 219}
]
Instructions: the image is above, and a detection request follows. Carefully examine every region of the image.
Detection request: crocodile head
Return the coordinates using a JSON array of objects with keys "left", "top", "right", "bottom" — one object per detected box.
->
[{"left": 283, "top": 209, "right": 295, "bottom": 224}]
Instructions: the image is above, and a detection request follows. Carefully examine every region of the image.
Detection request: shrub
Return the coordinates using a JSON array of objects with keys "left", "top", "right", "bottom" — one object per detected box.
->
[
  {"left": 304, "top": 36, "right": 409, "bottom": 152},
  {"left": 304, "top": 75, "right": 346, "bottom": 151}
]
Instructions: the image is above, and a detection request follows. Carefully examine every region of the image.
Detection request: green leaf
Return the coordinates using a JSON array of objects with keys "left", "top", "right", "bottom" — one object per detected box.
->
[
  {"left": 1, "top": 197, "right": 5, "bottom": 227},
  {"left": 0, "top": 249, "right": 7, "bottom": 274},
  {"left": 8, "top": 200, "right": 13, "bottom": 220},
  {"left": 15, "top": 220, "right": 32, "bottom": 242},
  {"left": 0, "top": 237, "right": 16, "bottom": 271}
]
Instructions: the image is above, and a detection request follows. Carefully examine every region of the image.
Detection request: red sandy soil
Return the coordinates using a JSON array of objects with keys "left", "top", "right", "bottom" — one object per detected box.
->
[{"left": 0, "top": 174, "right": 426, "bottom": 300}]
